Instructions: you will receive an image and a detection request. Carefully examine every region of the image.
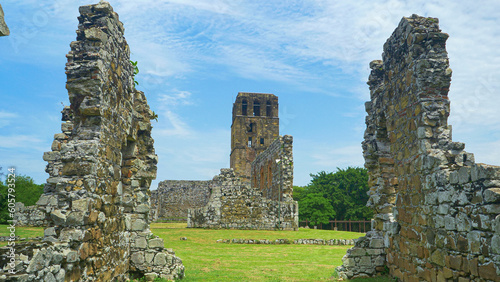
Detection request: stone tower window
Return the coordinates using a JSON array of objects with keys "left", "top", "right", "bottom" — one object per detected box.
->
[
  {"left": 248, "top": 137, "right": 252, "bottom": 147},
  {"left": 253, "top": 100, "right": 261, "bottom": 116},
  {"left": 248, "top": 123, "right": 254, "bottom": 133},
  {"left": 260, "top": 138, "right": 264, "bottom": 145},
  {"left": 266, "top": 101, "right": 272, "bottom": 117},
  {"left": 242, "top": 99, "right": 248, "bottom": 116}
]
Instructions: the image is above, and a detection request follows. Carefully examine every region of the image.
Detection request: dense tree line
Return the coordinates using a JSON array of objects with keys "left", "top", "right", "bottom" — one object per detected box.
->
[
  {"left": 0, "top": 168, "right": 44, "bottom": 224},
  {"left": 293, "top": 167, "right": 372, "bottom": 226}
]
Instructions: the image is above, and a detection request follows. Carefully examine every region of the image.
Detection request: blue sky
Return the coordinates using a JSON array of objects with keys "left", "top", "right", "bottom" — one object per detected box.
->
[{"left": 1, "top": 0, "right": 500, "bottom": 189}]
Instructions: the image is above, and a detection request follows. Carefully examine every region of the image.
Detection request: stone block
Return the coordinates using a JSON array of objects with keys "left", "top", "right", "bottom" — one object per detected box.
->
[
  {"left": 145, "top": 251, "right": 155, "bottom": 264},
  {"left": 44, "top": 227, "right": 57, "bottom": 237},
  {"left": 478, "top": 262, "right": 499, "bottom": 281},
  {"left": 153, "top": 252, "right": 167, "bottom": 266},
  {"left": 149, "top": 238, "right": 164, "bottom": 249},
  {"left": 84, "top": 27, "right": 108, "bottom": 43},
  {"left": 135, "top": 204, "right": 149, "bottom": 213},
  {"left": 72, "top": 198, "right": 90, "bottom": 212},
  {"left": 457, "top": 167, "right": 470, "bottom": 184},
  {"left": 467, "top": 231, "right": 482, "bottom": 254},
  {"left": 50, "top": 210, "right": 67, "bottom": 225},
  {"left": 369, "top": 238, "right": 384, "bottom": 248},
  {"left": 343, "top": 257, "right": 355, "bottom": 267},
  {"left": 484, "top": 188, "right": 500, "bottom": 203},
  {"left": 491, "top": 235, "right": 500, "bottom": 254},
  {"left": 130, "top": 218, "right": 146, "bottom": 231},
  {"left": 66, "top": 211, "right": 85, "bottom": 226},
  {"left": 349, "top": 248, "right": 367, "bottom": 257},
  {"left": 359, "top": 256, "right": 372, "bottom": 267},
  {"left": 135, "top": 237, "right": 147, "bottom": 249},
  {"left": 430, "top": 249, "right": 446, "bottom": 267},
  {"left": 131, "top": 251, "right": 145, "bottom": 266}
]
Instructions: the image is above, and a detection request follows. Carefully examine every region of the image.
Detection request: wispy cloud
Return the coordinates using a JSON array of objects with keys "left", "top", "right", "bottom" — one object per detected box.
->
[
  {"left": 154, "top": 110, "right": 192, "bottom": 137},
  {"left": 158, "top": 90, "right": 193, "bottom": 106},
  {"left": 0, "top": 111, "right": 18, "bottom": 128},
  {"left": 0, "top": 135, "right": 43, "bottom": 149}
]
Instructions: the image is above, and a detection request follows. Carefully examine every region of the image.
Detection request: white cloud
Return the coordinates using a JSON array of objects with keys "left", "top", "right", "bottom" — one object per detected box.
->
[
  {"left": 158, "top": 90, "right": 193, "bottom": 106},
  {"left": 0, "top": 111, "right": 18, "bottom": 128},
  {"left": 154, "top": 110, "right": 192, "bottom": 137},
  {"left": 0, "top": 135, "right": 43, "bottom": 149}
]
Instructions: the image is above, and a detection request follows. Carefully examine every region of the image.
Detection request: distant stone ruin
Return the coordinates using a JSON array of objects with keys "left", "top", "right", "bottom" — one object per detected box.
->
[
  {"left": 0, "top": 4, "right": 9, "bottom": 36},
  {"left": 150, "top": 180, "right": 211, "bottom": 221},
  {"left": 153, "top": 92, "right": 298, "bottom": 230},
  {"left": 151, "top": 92, "right": 299, "bottom": 230},
  {"left": 186, "top": 93, "right": 298, "bottom": 230},
  {"left": 0, "top": 2, "right": 184, "bottom": 281},
  {"left": 337, "top": 15, "right": 500, "bottom": 281}
]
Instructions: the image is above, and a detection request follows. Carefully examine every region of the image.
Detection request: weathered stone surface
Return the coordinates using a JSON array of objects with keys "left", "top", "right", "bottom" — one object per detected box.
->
[
  {"left": 0, "top": 2, "right": 184, "bottom": 281},
  {"left": 337, "top": 14, "right": 500, "bottom": 281},
  {"left": 150, "top": 180, "right": 211, "bottom": 221},
  {"left": 230, "top": 93, "right": 279, "bottom": 182},
  {"left": 0, "top": 4, "right": 9, "bottom": 36}
]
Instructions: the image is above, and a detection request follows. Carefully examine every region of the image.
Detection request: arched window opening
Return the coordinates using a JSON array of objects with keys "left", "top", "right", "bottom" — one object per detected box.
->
[
  {"left": 242, "top": 99, "right": 248, "bottom": 116},
  {"left": 253, "top": 100, "right": 261, "bottom": 116},
  {"left": 248, "top": 123, "right": 254, "bottom": 133},
  {"left": 266, "top": 101, "right": 272, "bottom": 117}
]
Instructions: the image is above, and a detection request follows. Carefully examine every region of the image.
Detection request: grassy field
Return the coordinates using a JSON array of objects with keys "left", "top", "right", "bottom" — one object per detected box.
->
[{"left": 0, "top": 223, "right": 393, "bottom": 281}]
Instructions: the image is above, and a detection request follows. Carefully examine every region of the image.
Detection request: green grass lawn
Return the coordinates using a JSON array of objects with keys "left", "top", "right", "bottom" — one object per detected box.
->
[
  {"left": 151, "top": 223, "right": 391, "bottom": 281},
  {"left": 0, "top": 223, "right": 393, "bottom": 281}
]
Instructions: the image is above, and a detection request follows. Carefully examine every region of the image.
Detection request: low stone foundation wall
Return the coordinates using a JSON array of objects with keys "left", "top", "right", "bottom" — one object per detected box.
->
[
  {"left": 188, "top": 168, "right": 299, "bottom": 230},
  {"left": 13, "top": 202, "right": 49, "bottom": 227},
  {"left": 216, "top": 238, "right": 355, "bottom": 245}
]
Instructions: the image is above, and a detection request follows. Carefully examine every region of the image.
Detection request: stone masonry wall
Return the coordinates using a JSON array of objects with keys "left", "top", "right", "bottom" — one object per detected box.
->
[
  {"left": 0, "top": 4, "right": 9, "bottom": 37},
  {"left": 337, "top": 15, "right": 500, "bottom": 281},
  {"left": 0, "top": 2, "right": 184, "bottom": 281},
  {"left": 150, "top": 180, "right": 211, "bottom": 221},
  {"left": 188, "top": 168, "right": 298, "bottom": 230},
  {"left": 251, "top": 135, "right": 293, "bottom": 202},
  {"left": 13, "top": 203, "right": 49, "bottom": 227}
]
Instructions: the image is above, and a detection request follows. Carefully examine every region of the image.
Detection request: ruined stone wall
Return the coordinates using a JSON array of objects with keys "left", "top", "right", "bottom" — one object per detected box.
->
[
  {"left": 13, "top": 203, "right": 49, "bottom": 227},
  {"left": 0, "top": 4, "right": 9, "bottom": 36},
  {"left": 187, "top": 168, "right": 298, "bottom": 230},
  {"left": 337, "top": 15, "right": 500, "bottom": 281},
  {"left": 0, "top": 2, "right": 184, "bottom": 281},
  {"left": 251, "top": 135, "right": 293, "bottom": 201},
  {"left": 150, "top": 180, "right": 211, "bottom": 221}
]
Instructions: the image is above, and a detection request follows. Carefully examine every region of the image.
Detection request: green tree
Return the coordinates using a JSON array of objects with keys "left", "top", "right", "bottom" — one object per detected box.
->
[
  {"left": 298, "top": 193, "right": 335, "bottom": 226},
  {"left": 292, "top": 185, "right": 305, "bottom": 202},
  {"left": 298, "top": 167, "right": 372, "bottom": 223},
  {"left": 0, "top": 174, "right": 44, "bottom": 224}
]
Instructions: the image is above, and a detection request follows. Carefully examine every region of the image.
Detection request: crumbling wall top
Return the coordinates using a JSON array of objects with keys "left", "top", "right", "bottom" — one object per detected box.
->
[{"left": 0, "top": 4, "right": 10, "bottom": 36}]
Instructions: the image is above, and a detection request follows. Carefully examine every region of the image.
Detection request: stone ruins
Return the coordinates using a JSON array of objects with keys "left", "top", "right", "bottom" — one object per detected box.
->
[
  {"left": 150, "top": 180, "right": 211, "bottom": 221},
  {"left": 0, "top": 2, "right": 184, "bottom": 281},
  {"left": 3, "top": 3, "right": 499, "bottom": 281},
  {"left": 150, "top": 92, "right": 297, "bottom": 229},
  {"left": 336, "top": 15, "right": 500, "bottom": 281},
  {"left": 0, "top": 4, "right": 9, "bottom": 37},
  {"left": 154, "top": 92, "right": 299, "bottom": 230}
]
